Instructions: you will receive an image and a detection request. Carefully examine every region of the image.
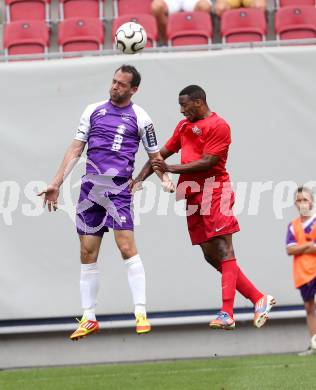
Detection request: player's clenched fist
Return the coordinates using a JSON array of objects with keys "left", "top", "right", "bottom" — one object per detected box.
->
[{"left": 151, "top": 158, "right": 169, "bottom": 173}]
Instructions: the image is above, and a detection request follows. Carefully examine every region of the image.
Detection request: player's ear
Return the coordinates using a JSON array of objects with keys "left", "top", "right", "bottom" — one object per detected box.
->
[
  {"left": 130, "top": 86, "right": 138, "bottom": 96},
  {"left": 194, "top": 99, "right": 202, "bottom": 108}
]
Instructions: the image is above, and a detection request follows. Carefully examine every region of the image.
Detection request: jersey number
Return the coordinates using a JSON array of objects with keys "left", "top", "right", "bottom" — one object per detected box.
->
[{"left": 111, "top": 125, "right": 125, "bottom": 152}]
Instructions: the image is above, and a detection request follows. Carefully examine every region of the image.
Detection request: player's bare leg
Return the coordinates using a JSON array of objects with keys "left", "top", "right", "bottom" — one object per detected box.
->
[
  {"left": 200, "top": 234, "right": 235, "bottom": 268},
  {"left": 200, "top": 234, "right": 275, "bottom": 329},
  {"left": 70, "top": 235, "right": 102, "bottom": 341},
  {"left": 298, "top": 298, "right": 316, "bottom": 355},
  {"left": 304, "top": 298, "right": 316, "bottom": 337},
  {"left": 114, "top": 230, "right": 151, "bottom": 334}
]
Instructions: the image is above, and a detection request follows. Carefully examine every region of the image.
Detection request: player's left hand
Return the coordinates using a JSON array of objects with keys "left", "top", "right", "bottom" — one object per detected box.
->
[
  {"left": 151, "top": 158, "right": 169, "bottom": 173},
  {"left": 37, "top": 184, "right": 59, "bottom": 212},
  {"left": 161, "top": 180, "right": 175, "bottom": 193},
  {"left": 128, "top": 178, "right": 143, "bottom": 194},
  {"left": 161, "top": 173, "right": 175, "bottom": 193}
]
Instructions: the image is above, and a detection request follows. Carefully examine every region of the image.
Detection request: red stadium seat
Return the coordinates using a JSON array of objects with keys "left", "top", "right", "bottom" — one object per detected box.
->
[
  {"left": 59, "top": 0, "right": 103, "bottom": 20},
  {"left": 275, "top": 6, "right": 316, "bottom": 40},
  {"left": 112, "top": 14, "right": 158, "bottom": 47},
  {"left": 221, "top": 9, "right": 267, "bottom": 43},
  {"left": 58, "top": 18, "right": 104, "bottom": 52},
  {"left": 277, "top": 0, "right": 315, "bottom": 7},
  {"left": 113, "top": 0, "right": 152, "bottom": 17},
  {"left": 167, "top": 11, "right": 212, "bottom": 46},
  {"left": 4, "top": 20, "right": 49, "bottom": 56},
  {"left": 6, "top": 0, "right": 50, "bottom": 22}
]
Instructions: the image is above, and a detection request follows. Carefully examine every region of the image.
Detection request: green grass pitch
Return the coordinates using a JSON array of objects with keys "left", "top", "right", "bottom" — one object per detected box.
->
[{"left": 1, "top": 354, "right": 316, "bottom": 390}]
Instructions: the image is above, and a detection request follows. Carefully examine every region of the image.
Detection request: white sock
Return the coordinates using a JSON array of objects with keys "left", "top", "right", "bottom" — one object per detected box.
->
[
  {"left": 80, "top": 262, "right": 100, "bottom": 321},
  {"left": 125, "top": 254, "right": 146, "bottom": 316}
]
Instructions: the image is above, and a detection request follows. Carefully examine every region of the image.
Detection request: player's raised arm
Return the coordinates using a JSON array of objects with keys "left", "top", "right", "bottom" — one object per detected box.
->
[{"left": 38, "top": 139, "right": 85, "bottom": 211}]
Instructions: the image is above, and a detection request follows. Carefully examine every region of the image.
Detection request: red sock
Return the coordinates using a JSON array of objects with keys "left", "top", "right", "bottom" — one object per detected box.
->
[
  {"left": 218, "top": 262, "right": 263, "bottom": 305},
  {"left": 220, "top": 259, "right": 238, "bottom": 317},
  {"left": 236, "top": 267, "right": 263, "bottom": 304}
]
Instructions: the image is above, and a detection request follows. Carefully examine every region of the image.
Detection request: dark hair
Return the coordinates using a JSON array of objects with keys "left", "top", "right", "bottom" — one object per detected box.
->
[
  {"left": 295, "top": 186, "right": 314, "bottom": 202},
  {"left": 115, "top": 64, "right": 141, "bottom": 87},
  {"left": 179, "top": 85, "right": 206, "bottom": 103}
]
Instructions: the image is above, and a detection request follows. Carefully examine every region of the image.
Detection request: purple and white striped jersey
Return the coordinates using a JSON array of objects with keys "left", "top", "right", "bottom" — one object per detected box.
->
[{"left": 75, "top": 100, "right": 159, "bottom": 177}]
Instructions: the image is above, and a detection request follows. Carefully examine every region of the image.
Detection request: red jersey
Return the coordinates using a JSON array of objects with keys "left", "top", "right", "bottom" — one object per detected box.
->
[{"left": 165, "top": 112, "right": 231, "bottom": 194}]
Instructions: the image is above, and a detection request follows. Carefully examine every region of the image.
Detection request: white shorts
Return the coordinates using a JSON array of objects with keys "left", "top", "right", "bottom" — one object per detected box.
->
[{"left": 165, "top": 0, "right": 211, "bottom": 14}]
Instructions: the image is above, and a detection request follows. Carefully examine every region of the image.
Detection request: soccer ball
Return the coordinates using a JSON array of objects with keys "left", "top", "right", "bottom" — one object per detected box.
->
[
  {"left": 311, "top": 334, "right": 316, "bottom": 349},
  {"left": 115, "top": 22, "right": 147, "bottom": 54}
]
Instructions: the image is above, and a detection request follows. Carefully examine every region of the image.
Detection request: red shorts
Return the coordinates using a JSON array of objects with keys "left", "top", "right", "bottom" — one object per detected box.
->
[{"left": 186, "top": 183, "right": 240, "bottom": 245}]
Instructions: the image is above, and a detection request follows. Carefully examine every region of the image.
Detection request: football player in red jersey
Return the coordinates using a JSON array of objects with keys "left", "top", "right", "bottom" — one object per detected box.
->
[{"left": 133, "top": 85, "right": 275, "bottom": 330}]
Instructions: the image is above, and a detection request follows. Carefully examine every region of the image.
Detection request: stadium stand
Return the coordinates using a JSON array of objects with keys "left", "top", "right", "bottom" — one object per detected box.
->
[
  {"left": 113, "top": 0, "right": 152, "bottom": 17},
  {"left": 2, "top": 0, "right": 316, "bottom": 59},
  {"left": 58, "top": 17, "right": 104, "bottom": 52},
  {"left": 112, "top": 14, "right": 158, "bottom": 47},
  {"left": 167, "top": 11, "right": 213, "bottom": 46},
  {"left": 59, "top": 0, "right": 103, "bottom": 20},
  {"left": 4, "top": 19, "right": 49, "bottom": 55},
  {"left": 277, "top": 0, "right": 315, "bottom": 7},
  {"left": 6, "top": 0, "right": 50, "bottom": 23},
  {"left": 221, "top": 8, "right": 267, "bottom": 43},
  {"left": 275, "top": 6, "right": 316, "bottom": 39}
]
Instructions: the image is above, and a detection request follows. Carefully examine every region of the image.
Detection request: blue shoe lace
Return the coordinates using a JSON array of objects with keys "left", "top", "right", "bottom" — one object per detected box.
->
[{"left": 216, "top": 311, "right": 230, "bottom": 321}]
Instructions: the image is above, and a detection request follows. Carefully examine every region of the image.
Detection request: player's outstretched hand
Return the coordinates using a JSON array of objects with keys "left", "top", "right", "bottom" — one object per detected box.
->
[
  {"left": 161, "top": 174, "right": 175, "bottom": 193},
  {"left": 161, "top": 181, "right": 175, "bottom": 193},
  {"left": 128, "top": 178, "right": 143, "bottom": 194},
  {"left": 37, "top": 185, "right": 60, "bottom": 212}
]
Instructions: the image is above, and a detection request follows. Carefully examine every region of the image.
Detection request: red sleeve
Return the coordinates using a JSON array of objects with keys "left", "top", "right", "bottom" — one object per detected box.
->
[
  {"left": 164, "top": 121, "right": 185, "bottom": 153},
  {"left": 203, "top": 123, "right": 231, "bottom": 156}
]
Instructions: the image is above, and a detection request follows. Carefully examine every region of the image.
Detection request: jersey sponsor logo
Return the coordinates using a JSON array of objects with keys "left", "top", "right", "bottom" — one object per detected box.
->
[
  {"left": 96, "top": 108, "right": 107, "bottom": 116},
  {"left": 116, "top": 124, "right": 126, "bottom": 135},
  {"left": 145, "top": 123, "right": 158, "bottom": 148},
  {"left": 76, "top": 129, "right": 86, "bottom": 135},
  {"left": 120, "top": 215, "right": 127, "bottom": 223},
  {"left": 192, "top": 126, "right": 201, "bottom": 135},
  {"left": 121, "top": 113, "right": 131, "bottom": 122}
]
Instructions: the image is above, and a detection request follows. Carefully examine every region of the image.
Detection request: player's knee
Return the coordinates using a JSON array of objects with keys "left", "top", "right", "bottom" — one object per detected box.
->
[
  {"left": 304, "top": 300, "right": 315, "bottom": 315},
  {"left": 204, "top": 255, "right": 212, "bottom": 264},
  {"left": 80, "top": 245, "right": 98, "bottom": 263},
  {"left": 118, "top": 242, "right": 136, "bottom": 259},
  {"left": 151, "top": 0, "right": 167, "bottom": 17},
  {"left": 204, "top": 255, "right": 220, "bottom": 270},
  {"left": 215, "top": 242, "right": 229, "bottom": 261}
]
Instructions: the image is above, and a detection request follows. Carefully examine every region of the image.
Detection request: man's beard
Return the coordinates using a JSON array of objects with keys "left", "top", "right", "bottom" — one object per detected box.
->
[{"left": 110, "top": 91, "right": 128, "bottom": 104}]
